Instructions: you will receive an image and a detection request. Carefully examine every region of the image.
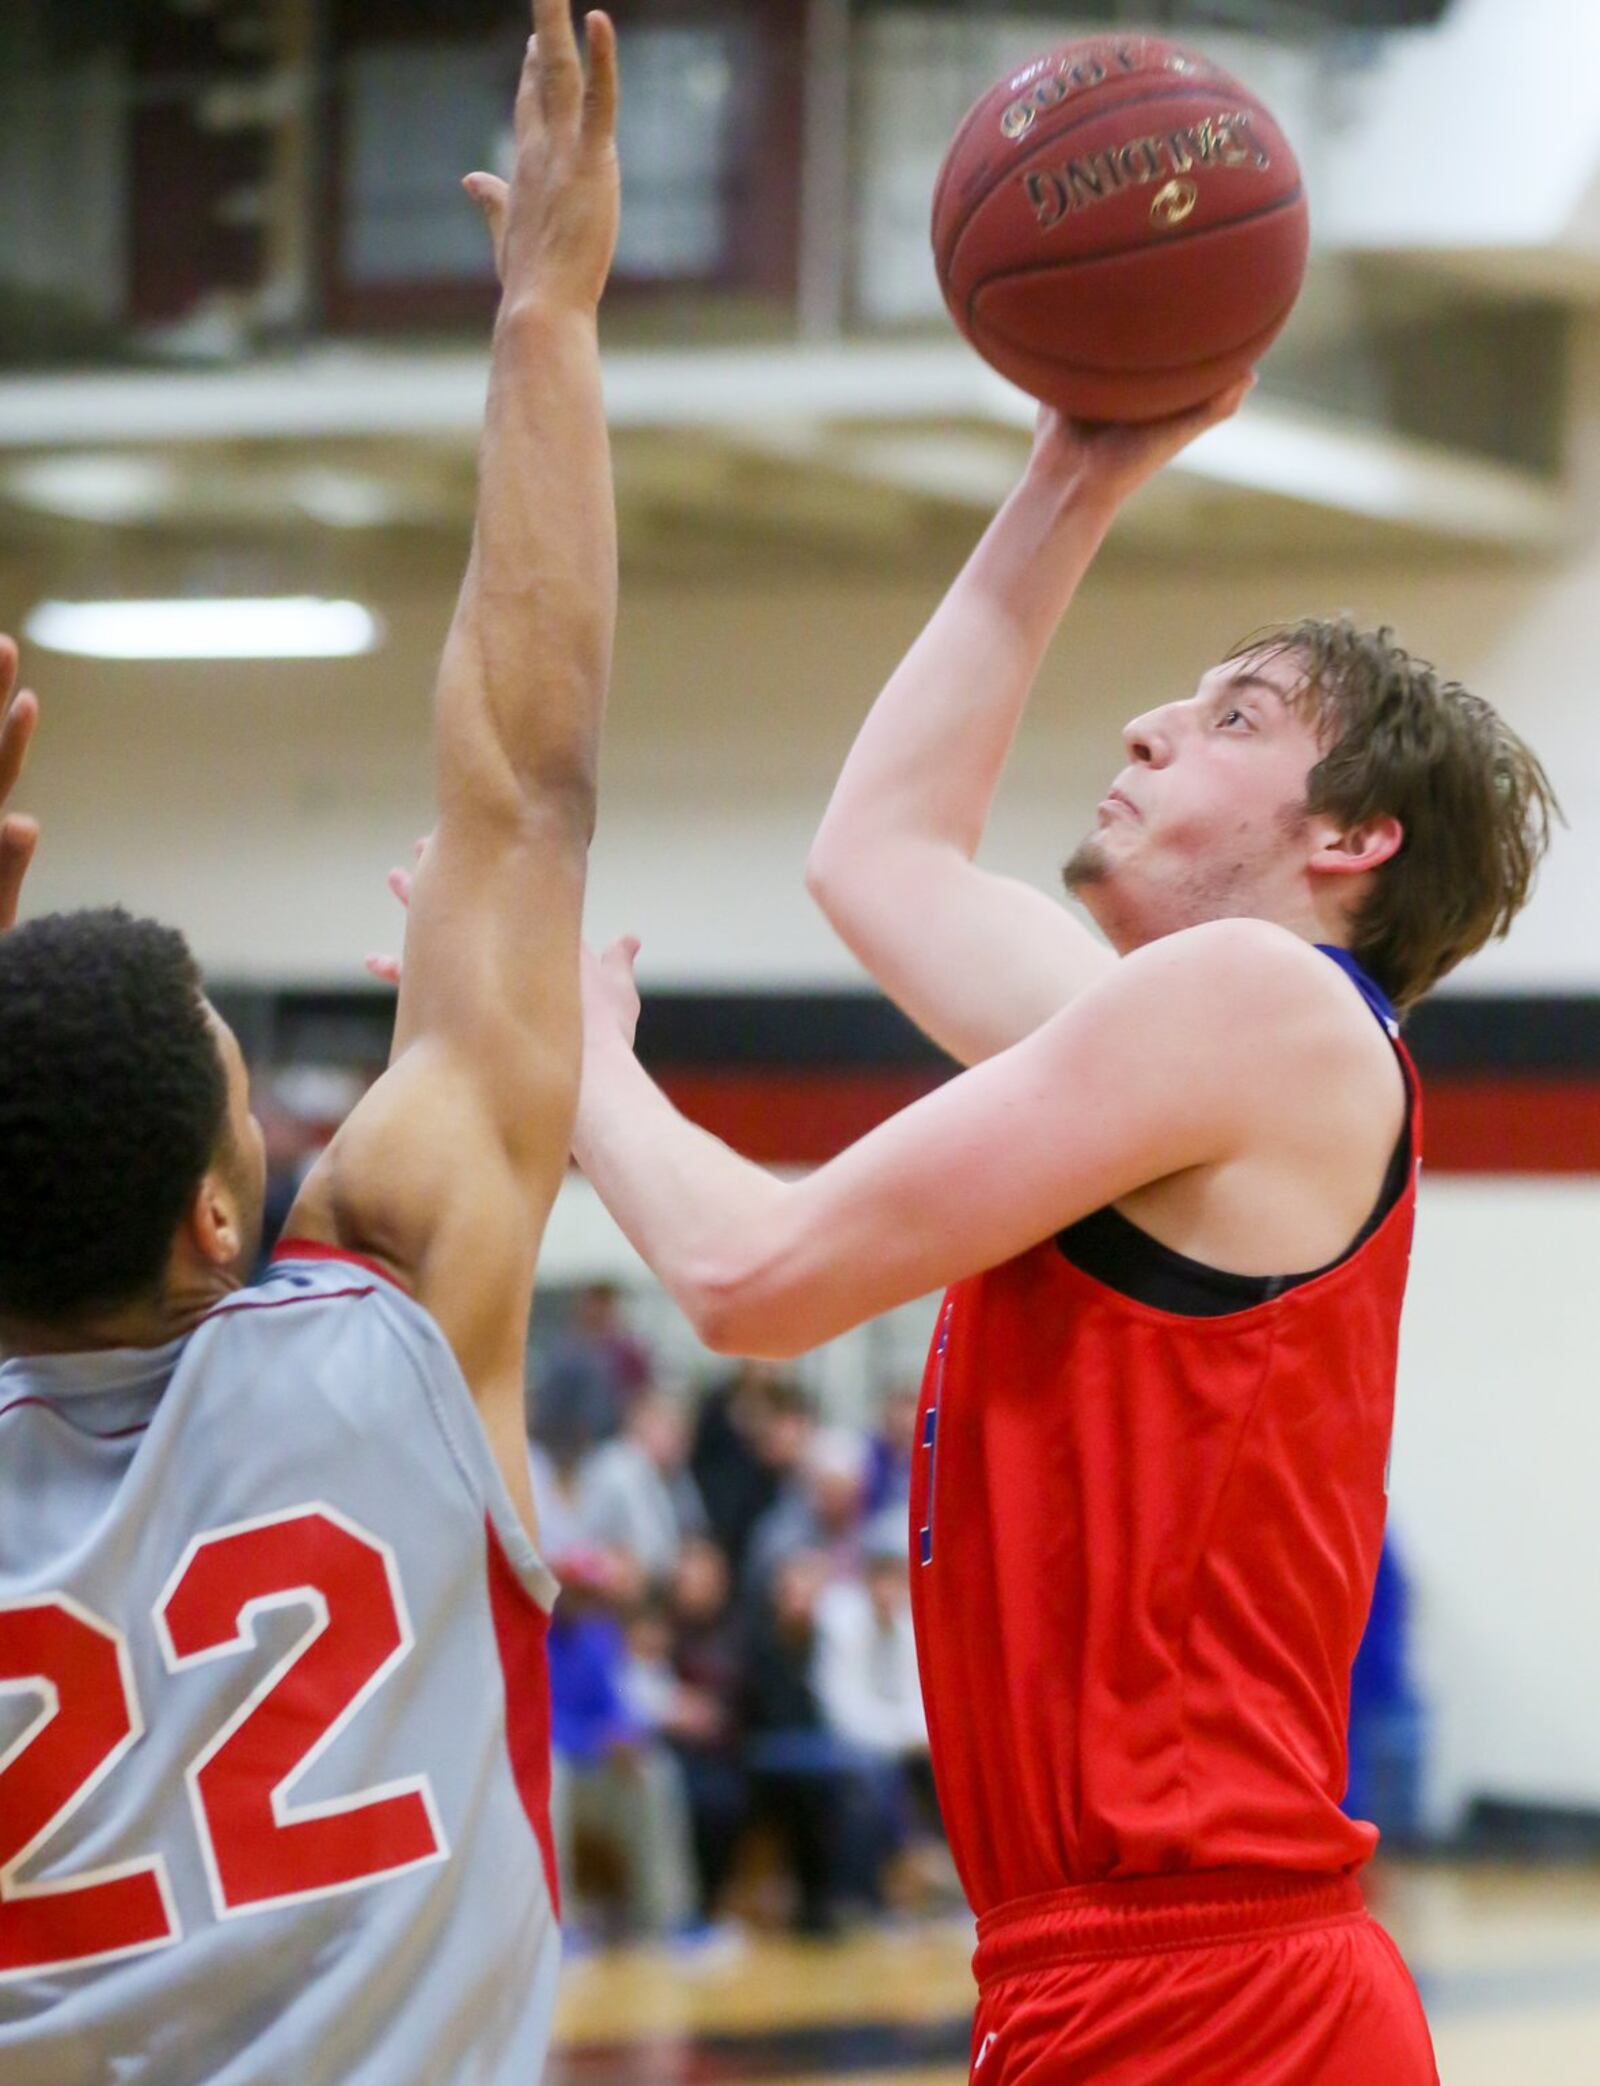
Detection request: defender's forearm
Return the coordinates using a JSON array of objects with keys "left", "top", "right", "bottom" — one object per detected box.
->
[
  {"left": 440, "top": 301, "right": 616, "bottom": 817},
  {"left": 811, "top": 467, "right": 1115, "bottom": 868}
]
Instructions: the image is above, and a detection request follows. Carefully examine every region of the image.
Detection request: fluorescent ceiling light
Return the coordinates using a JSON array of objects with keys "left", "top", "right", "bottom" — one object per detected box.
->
[
  {"left": 24, "top": 597, "right": 382, "bottom": 661},
  {"left": 7, "top": 455, "right": 180, "bottom": 524}
]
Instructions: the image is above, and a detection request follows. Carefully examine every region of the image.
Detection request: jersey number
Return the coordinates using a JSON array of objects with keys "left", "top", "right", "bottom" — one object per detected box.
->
[
  {"left": 0, "top": 1505, "right": 446, "bottom": 1979},
  {"left": 0, "top": 1596, "right": 177, "bottom": 1979}
]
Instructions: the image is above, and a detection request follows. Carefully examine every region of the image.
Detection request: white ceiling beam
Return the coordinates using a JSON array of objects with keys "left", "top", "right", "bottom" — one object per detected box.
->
[{"left": 0, "top": 343, "right": 1563, "bottom": 549}]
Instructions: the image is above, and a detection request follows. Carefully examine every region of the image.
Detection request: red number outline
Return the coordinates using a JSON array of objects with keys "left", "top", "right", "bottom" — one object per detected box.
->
[
  {"left": 0, "top": 1594, "right": 180, "bottom": 1981},
  {"left": 154, "top": 1504, "right": 448, "bottom": 1920}
]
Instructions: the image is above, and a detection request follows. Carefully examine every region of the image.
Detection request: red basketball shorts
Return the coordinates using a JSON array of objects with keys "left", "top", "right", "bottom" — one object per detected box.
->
[{"left": 967, "top": 1869, "right": 1439, "bottom": 2084}]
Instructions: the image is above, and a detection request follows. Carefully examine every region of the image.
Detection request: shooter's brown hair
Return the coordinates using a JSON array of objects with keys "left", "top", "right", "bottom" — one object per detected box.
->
[{"left": 1233, "top": 617, "right": 1559, "bottom": 1013}]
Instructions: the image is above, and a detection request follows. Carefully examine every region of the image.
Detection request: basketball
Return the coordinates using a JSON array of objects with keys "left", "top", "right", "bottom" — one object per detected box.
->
[{"left": 932, "top": 35, "right": 1309, "bottom": 421}]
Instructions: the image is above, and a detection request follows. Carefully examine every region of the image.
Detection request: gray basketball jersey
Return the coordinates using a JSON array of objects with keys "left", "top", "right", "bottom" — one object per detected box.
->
[{"left": 0, "top": 1248, "right": 562, "bottom": 2086}]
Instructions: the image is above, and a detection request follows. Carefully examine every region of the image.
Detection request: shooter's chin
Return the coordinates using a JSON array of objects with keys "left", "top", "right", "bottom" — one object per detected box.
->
[{"left": 1062, "top": 836, "right": 1112, "bottom": 894}]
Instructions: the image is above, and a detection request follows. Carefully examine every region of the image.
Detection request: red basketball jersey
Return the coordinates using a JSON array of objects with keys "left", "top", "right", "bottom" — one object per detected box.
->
[{"left": 909, "top": 1035, "right": 1422, "bottom": 1917}]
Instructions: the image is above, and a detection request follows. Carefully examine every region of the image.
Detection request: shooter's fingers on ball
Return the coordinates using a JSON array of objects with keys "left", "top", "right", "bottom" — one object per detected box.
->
[{"left": 1195, "top": 371, "right": 1257, "bottom": 426}]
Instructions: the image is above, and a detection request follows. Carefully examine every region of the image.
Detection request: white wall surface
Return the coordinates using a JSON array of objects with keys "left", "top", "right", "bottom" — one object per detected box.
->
[
  {"left": 7, "top": 528, "right": 1597, "bottom": 992},
  {"left": 1393, "top": 1178, "right": 1600, "bottom": 1827}
]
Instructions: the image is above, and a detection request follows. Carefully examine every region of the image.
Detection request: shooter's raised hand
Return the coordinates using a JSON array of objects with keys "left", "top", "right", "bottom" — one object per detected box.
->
[
  {"left": 0, "top": 635, "right": 40, "bottom": 933},
  {"left": 1027, "top": 375, "right": 1255, "bottom": 513},
  {"left": 465, "top": 2, "right": 620, "bottom": 309}
]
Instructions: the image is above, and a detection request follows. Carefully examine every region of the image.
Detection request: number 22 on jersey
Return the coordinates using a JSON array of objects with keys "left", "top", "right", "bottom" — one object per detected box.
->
[{"left": 0, "top": 1504, "right": 447, "bottom": 1980}]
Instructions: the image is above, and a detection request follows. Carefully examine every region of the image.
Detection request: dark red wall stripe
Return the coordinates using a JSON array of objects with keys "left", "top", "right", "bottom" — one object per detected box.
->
[
  {"left": 656, "top": 1069, "right": 1600, "bottom": 1175},
  {"left": 1423, "top": 1080, "right": 1600, "bottom": 1174}
]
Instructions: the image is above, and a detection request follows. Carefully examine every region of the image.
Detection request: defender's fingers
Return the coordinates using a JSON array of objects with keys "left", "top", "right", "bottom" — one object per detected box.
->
[
  {"left": 387, "top": 867, "right": 414, "bottom": 907},
  {"left": 533, "top": 0, "right": 582, "bottom": 121},
  {"left": 464, "top": 173, "right": 510, "bottom": 276},
  {"left": 464, "top": 172, "right": 509, "bottom": 210},
  {"left": 0, "top": 815, "right": 39, "bottom": 932},
  {"left": 582, "top": 13, "right": 618, "bottom": 142},
  {"left": 365, "top": 953, "right": 403, "bottom": 987},
  {"left": 0, "top": 689, "right": 39, "bottom": 803},
  {"left": 513, "top": 33, "right": 544, "bottom": 132},
  {"left": 0, "top": 635, "right": 17, "bottom": 706}
]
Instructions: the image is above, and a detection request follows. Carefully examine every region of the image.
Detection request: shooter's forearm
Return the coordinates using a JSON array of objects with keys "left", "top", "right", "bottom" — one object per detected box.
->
[
  {"left": 809, "top": 465, "right": 1116, "bottom": 874},
  {"left": 574, "top": 1033, "right": 792, "bottom": 1352}
]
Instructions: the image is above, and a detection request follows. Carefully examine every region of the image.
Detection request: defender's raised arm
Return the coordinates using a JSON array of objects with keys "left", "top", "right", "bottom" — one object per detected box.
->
[{"left": 287, "top": 2, "right": 620, "bottom": 1520}]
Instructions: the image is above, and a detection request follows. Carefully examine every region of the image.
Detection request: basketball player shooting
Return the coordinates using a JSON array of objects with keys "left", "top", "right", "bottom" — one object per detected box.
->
[
  {"left": 0, "top": 6, "right": 617, "bottom": 2081},
  {"left": 569, "top": 397, "right": 1556, "bottom": 2081}
]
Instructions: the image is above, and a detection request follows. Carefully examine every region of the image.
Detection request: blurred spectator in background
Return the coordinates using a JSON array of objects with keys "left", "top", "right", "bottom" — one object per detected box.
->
[
  {"left": 664, "top": 1535, "right": 748, "bottom": 1926},
  {"left": 533, "top": 1281, "right": 653, "bottom": 1449},
  {"left": 691, "top": 1365, "right": 814, "bottom": 1580},
  {"left": 251, "top": 1066, "right": 368, "bottom": 1273},
  {"left": 1346, "top": 1535, "right": 1425, "bottom": 1842},
  {"left": 580, "top": 1387, "right": 708, "bottom": 1585},
  {"left": 864, "top": 1382, "right": 920, "bottom": 1516},
  {"left": 816, "top": 1509, "right": 925, "bottom": 1759},
  {"left": 742, "top": 1549, "right": 847, "bottom": 1937},
  {"left": 529, "top": 1421, "right": 599, "bottom": 1562},
  {"left": 746, "top": 1423, "right": 869, "bottom": 1599},
  {"left": 548, "top": 1548, "right": 694, "bottom": 1942},
  {"left": 816, "top": 1510, "right": 933, "bottom": 1907}
]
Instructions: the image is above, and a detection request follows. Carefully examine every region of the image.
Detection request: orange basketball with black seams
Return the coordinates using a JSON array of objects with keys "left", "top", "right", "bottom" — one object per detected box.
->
[{"left": 933, "top": 35, "right": 1309, "bottom": 422}]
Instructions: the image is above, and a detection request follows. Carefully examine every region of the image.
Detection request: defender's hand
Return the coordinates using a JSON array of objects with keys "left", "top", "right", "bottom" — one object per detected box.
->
[
  {"left": 1028, "top": 375, "right": 1255, "bottom": 511},
  {"left": 465, "top": 2, "right": 619, "bottom": 309},
  {"left": 0, "top": 635, "right": 40, "bottom": 933},
  {"left": 581, "top": 937, "right": 641, "bottom": 1053},
  {"left": 365, "top": 837, "right": 429, "bottom": 987}
]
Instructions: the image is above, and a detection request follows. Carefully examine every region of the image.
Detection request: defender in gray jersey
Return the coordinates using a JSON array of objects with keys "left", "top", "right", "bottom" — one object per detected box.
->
[{"left": 0, "top": 6, "right": 620, "bottom": 2080}]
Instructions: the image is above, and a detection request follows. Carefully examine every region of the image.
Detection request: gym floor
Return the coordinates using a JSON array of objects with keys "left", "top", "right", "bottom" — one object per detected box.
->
[{"left": 549, "top": 1861, "right": 1600, "bottom": 2084}]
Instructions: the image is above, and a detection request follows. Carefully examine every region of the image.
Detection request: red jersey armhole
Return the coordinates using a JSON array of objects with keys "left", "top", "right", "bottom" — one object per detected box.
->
[
  {"left": 271, "top": 1237, "right": 413, "bottom": 1296},
  {"left": 485, "top": 1517, "right": 561, "bottom": 1916}
]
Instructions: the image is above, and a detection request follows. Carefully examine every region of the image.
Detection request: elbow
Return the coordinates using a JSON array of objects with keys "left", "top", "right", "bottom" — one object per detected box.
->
[
  {"left": 803, "top": 831, "right": 854, "bottom": 926},
  {"left": 682, "top": 1256, "right": 807, "bottom": 1363}
]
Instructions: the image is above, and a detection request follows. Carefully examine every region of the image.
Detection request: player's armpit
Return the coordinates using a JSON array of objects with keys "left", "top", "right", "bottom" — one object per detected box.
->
[
  {"left": 693, "top": 920, "right": 1317, "bottom": 1356},
  {"left": 283, "top": 808, "right": 587, "bottom": 1481},
  {"left": 282, "top": 1029, "right": 559, "bottom": 1542}
]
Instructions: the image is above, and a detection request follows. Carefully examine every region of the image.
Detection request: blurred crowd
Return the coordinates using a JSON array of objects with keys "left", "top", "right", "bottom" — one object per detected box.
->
[{"left": 527, "top": 1284, "right": 947, "bottom": 1946}]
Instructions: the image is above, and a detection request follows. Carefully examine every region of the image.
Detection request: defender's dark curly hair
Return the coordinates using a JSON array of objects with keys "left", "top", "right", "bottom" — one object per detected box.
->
[{"left": 0, "top": 909, "right": 227, "bottom": 1323}]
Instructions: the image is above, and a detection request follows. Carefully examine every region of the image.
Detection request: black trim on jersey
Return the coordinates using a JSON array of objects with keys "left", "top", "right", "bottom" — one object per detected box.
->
[{"left": 1055, "top": 1101, "right": 1414, "bottom": 1317}]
